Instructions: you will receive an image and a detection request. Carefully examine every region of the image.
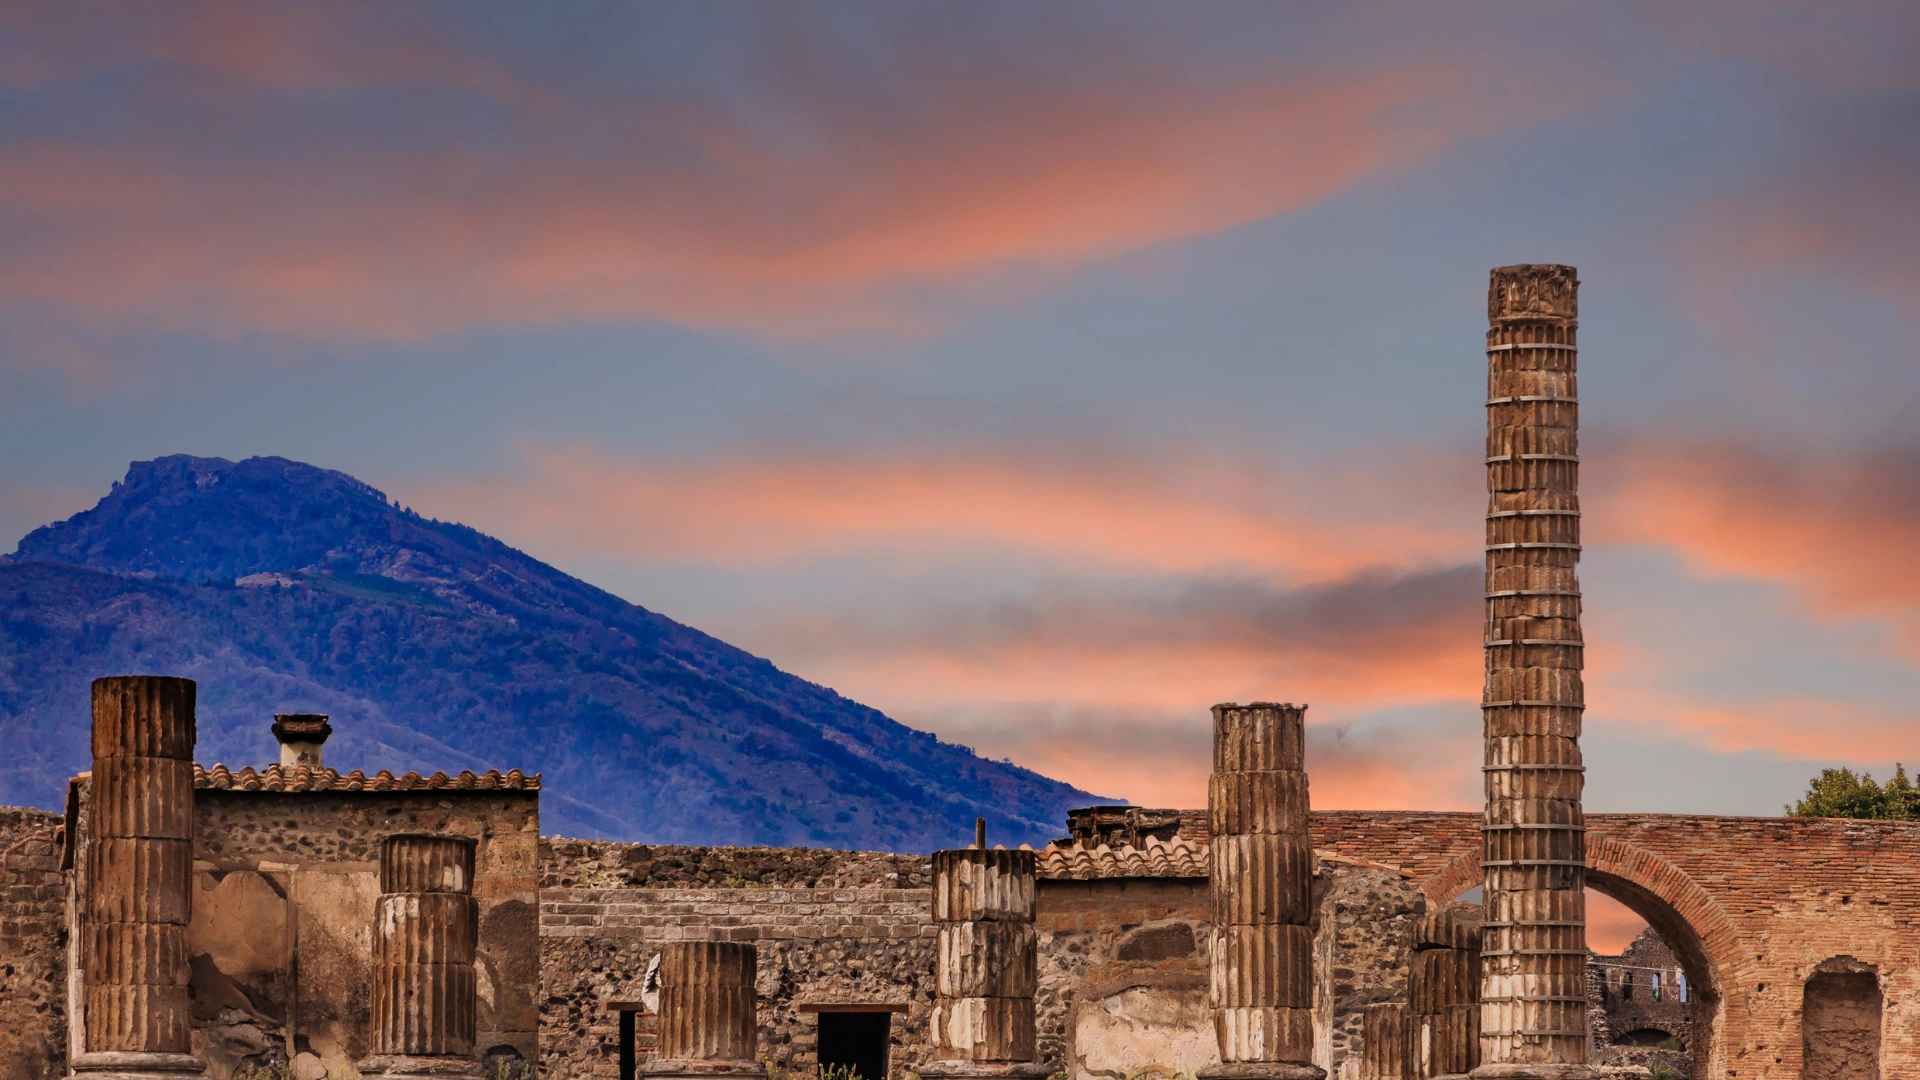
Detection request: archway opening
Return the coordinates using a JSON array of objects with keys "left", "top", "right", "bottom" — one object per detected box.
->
[{"left": 1585, "top": 869, "right": 1718, "bottom": 1080}]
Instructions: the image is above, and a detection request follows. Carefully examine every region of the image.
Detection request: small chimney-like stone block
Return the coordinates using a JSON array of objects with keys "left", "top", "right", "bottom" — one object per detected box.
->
[
  {"left": 71, "top": 675, "right": 207, "bottom": 1080},
  {"left": 921, "top": 847, "right": 1048, "bottom": 1080},
  {"left": 1199, "top": 703, "right": 1323, "bottom": 1080},
  {"left": 359, "top": 835, "right": 481, "bottom": 1080},
  {"left": 644, "top": 941, "right": 764, "bottom": 1080},
  {"left": 271, "top": 712, "right": 332, "bottom": 769}
]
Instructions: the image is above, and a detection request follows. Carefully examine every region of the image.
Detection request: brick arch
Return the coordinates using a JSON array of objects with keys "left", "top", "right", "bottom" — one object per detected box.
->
[{"left": 1416, "top": 835, "right": 1756, "bottom": 1079}]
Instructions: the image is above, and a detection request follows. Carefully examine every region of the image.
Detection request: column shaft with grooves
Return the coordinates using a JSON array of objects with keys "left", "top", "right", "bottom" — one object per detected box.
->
[
  {"left": 1480, "top": 265, "right": 1588, "bottom": 1069},
  {"left": 84, "top": 676, "right": 196, "bottom": 1055},
  {"left": 1207, "top": 703, "right": 1315, "bottom": 1067},
  {"left": 1409, "top": 905, "right": 1481, "bottom": 1078},
  {"left": 929, "top": 848, "right": 1039, "bottom": 1063},
  {"left": 656, "top": 941, "right": 758, "bottom": 1062},
  {"left": 1362, "top": 1003, "right": 1407, "bottom": 1080},
  {"left": 369, "top": 835, "right": 478, "bottom": 1058}
]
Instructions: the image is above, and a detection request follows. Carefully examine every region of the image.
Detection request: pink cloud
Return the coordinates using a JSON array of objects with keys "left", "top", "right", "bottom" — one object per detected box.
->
[
  {"left": 1592, "top": 444, "right": 1920, "bottom": 639},
  {"left": 0, "top": 6, "right": 1605, "bottom": 344},
  {"left": 415, "top": 444, "right": 1477, "bottom": 579}
]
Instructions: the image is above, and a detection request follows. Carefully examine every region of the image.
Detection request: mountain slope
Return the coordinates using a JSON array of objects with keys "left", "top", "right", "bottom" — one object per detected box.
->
[{"left": 0, "top": 455, "right": 1100, "bottom": 847}]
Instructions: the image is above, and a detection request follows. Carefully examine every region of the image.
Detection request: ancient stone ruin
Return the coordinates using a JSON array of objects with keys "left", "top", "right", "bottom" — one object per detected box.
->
[{"left": 3, "top": 266, "right": 1917, "bottom": 1080}]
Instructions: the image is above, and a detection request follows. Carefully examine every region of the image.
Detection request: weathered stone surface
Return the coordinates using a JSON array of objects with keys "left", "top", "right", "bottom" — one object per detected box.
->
[
  {"left": 1363, "top": 1003, "right": 1407, "bottom": 1080},
  {"left": 0, "top": 806, "right": 67, "bottom": 1080},
  {"left": 381, "top": 834, "right": 476, "bottom": 895},
  {"left": 90, "top": 676, "right": 196, "bottom": 761},
  {"left": 933, "top": 849, "right": 1037, "bottom": 923},
  {"left": 1211, "top": 834, "right": 1314, "bottom": 926},
  {"left": 85, "top": 675, "right": 199, "bottom": 1058},
  {"left": 85, "top": 838, "right": 192, "bottom": 925},
  {"left": 657, "top": 942, "right": 758, "bottom": 1062},
  {"left": 87, "top": 758, "right": 194, "bottom": 840},
  {"left": 1212, "top": 704, "right": 1307, "bottom": 773},
  {"left": 1209, "top": 703, "right": 1317, "bottom": 1072},
  {"left": 375, "top": 894, "right": 479, "bottom": 966},
  {"left": 178, "top": 785, "right": 541, "bottom": 1073},
  {"left": 932, "top": 996, "right": 1037, "bottom": 1062},
  {"left": 931, "top": 848, "right": 1040, "bottom": 1064},
  {"left": 1311, "top": 865, "right": 1424, "bottom": 1080},
  {"left": 368, "top": 835, "right": 480, "bottom": 1060},
  {"left": 1480, "top": 265, "right": 1588, "bottom": 1070},
  {"left": 1209, "top": 924, "right": 1313, "bottom": 1009},
  {"left": 937, "top": 921, "right": 1038, "bottom": 999}
]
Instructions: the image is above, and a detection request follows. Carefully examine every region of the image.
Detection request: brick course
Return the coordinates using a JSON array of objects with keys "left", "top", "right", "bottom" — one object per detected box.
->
[{"left": 1310, "top": 810, "right": 1920, "bottom": 1080}]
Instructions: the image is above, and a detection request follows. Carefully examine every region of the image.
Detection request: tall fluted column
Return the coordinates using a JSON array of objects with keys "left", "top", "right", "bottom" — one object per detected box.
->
[
  {"left": 644, "top": 942, "right": 763, "bottom": 1080},
  {"left": 73, "top": 675, "right": 206, "bottom": 1079},
  {"left": 360, "top": 835, "right": 480, "bottom": 1079},
  {"left": 921, "top": 847, "right": 1047, "bottom": 1080},
  {"left": 1200, "top": 703, "right": 1322, "bottom": 1080},
  {"left": 1474, "top": 265, "right": 1592, "bottom": 1078}
]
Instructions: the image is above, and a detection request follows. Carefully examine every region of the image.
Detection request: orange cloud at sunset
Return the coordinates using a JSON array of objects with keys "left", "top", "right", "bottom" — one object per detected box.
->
[
  {"left": 417, "top": 444, "right": 1477, "bottom": 579},
  {"left": 0, "top": 3, "right": 1605, "bottom": 345},
  {"left": 1593, "top": 443, "right": 1920, "bottom": 640}
]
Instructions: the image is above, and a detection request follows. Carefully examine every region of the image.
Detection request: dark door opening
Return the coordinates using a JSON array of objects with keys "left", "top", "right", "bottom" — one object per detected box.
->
[{"left": 818, "top": 1010, "right": 892, "bottom": 1080}]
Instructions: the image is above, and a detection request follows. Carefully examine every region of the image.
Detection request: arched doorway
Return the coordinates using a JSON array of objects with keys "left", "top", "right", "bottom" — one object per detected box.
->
[{"left": 1421, "top": 836, "right": 1753, "bottom": 1079}]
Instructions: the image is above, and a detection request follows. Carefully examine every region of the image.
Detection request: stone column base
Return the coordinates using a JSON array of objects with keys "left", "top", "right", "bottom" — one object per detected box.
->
[
  {"left": 69, "top": 1052, "right": 207, "bottom": 1080},
  {"left": 357, "top": 1055, "right": 482, "bottom": 1079},
  {"left": 916, "top": 1062, "right": 1052, "bottom": 1079},
  {"left": 640, "top": 1060, "right": 766, "bottom": 1080},
  {"left": 1197, "top": 1064, "right": 1325, "bottom": 1080}
]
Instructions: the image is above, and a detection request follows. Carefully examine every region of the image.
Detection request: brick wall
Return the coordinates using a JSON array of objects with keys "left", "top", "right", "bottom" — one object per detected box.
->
[
  {"left": 0, "top": 806, "right": 65, "bottom": 1080},
  {"left": 1311, "top": 810, "right": 1920, "bottom": 1080}
]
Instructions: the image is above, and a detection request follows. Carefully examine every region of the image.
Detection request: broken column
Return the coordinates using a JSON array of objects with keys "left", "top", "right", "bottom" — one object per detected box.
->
[
  {"left": 360, "top": 835, "right": 480, "bottom": 1079},
  {"left": 921, "top": 846, "right": 1047, "bottom": 1080},
  {"left": 72, "top": 675, "right": 205, "bottom": 1079},
  {"left": 1202, "top": 703, "right": 1322, "bottom": 1080},
  {"left": 644, "top": 941, "right": 762, "bottom": 1080},
  {"left": 1476, "top": 265, "right": 1591, "bottom": 1078},
  {"left": 1362, "top": 1004, "right": 1408, "bottom": 1080},
  {"left": 1408, "top": 905, "right": 1481, "bottom": 1078},
  {"left": 270, "top": 712, "right": 331, "bottom": 769}
]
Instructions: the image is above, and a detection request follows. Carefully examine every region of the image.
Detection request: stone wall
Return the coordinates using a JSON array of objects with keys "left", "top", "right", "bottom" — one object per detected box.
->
[
  {"left": 537, "top": 838, "right": 940, "bottom": 1078},
  {"left": 60, "top": 782, "right": 542, "bottom": 1080},
  {"left": 0, "top": 806, "right": 66, "bottom": 1080},
  {"left": 1309, "top": 868, "right": 1424, "bottom": 1080},
  {"left": 187, "top": 788, "right": 541, "bottom": 1077},
  {"left": 1034, "top": 877, "right": 1212, "bottom": 1080},
  {"left": 542, "top": 836, "right": 934, "bottom": 890}
]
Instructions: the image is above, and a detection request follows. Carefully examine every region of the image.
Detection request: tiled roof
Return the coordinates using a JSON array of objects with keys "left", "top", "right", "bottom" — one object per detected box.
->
[
  {"left": 1037, "top": 836, "right": 1208, "bottom": 879},
  {"left": 193, "top": 763, "right": 540, "bottom": 792},
  {"left": 1036, "top": 835, "right": 1415, "bottom": 881}
]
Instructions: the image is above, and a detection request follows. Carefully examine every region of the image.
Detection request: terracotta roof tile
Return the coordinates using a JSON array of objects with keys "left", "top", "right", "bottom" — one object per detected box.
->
[
  {"left": 1036, "top": 835, "right": 1414, "bottom": 881},
  {"left": 193, "top": 763, "right": 539, "bottom": 792}
]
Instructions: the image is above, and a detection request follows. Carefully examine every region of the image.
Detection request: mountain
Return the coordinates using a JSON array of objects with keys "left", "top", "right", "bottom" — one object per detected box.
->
[{"left": 0, "top": 455, "right": 1100, "bottom": 847}]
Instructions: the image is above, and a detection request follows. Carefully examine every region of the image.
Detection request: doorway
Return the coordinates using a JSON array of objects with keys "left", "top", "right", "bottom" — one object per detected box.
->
[{"left": 817, "top": 1010, "right": 892, "bottom": 1080}]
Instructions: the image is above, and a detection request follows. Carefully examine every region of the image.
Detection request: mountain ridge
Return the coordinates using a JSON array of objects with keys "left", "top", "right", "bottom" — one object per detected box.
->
[{"left": 0, "top": 454, "right": 1101, "bottom": 848}]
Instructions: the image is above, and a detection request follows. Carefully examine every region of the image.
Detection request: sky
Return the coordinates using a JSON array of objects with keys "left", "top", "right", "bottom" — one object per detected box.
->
[{"left": 2, "top": 2, "right": 1918, "bottom": 947}]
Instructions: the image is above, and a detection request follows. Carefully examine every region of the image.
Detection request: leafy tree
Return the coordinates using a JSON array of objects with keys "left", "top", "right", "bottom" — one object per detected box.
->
[{"left": 1786, "top": 764, "right": 1920, "bottom": 819}]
